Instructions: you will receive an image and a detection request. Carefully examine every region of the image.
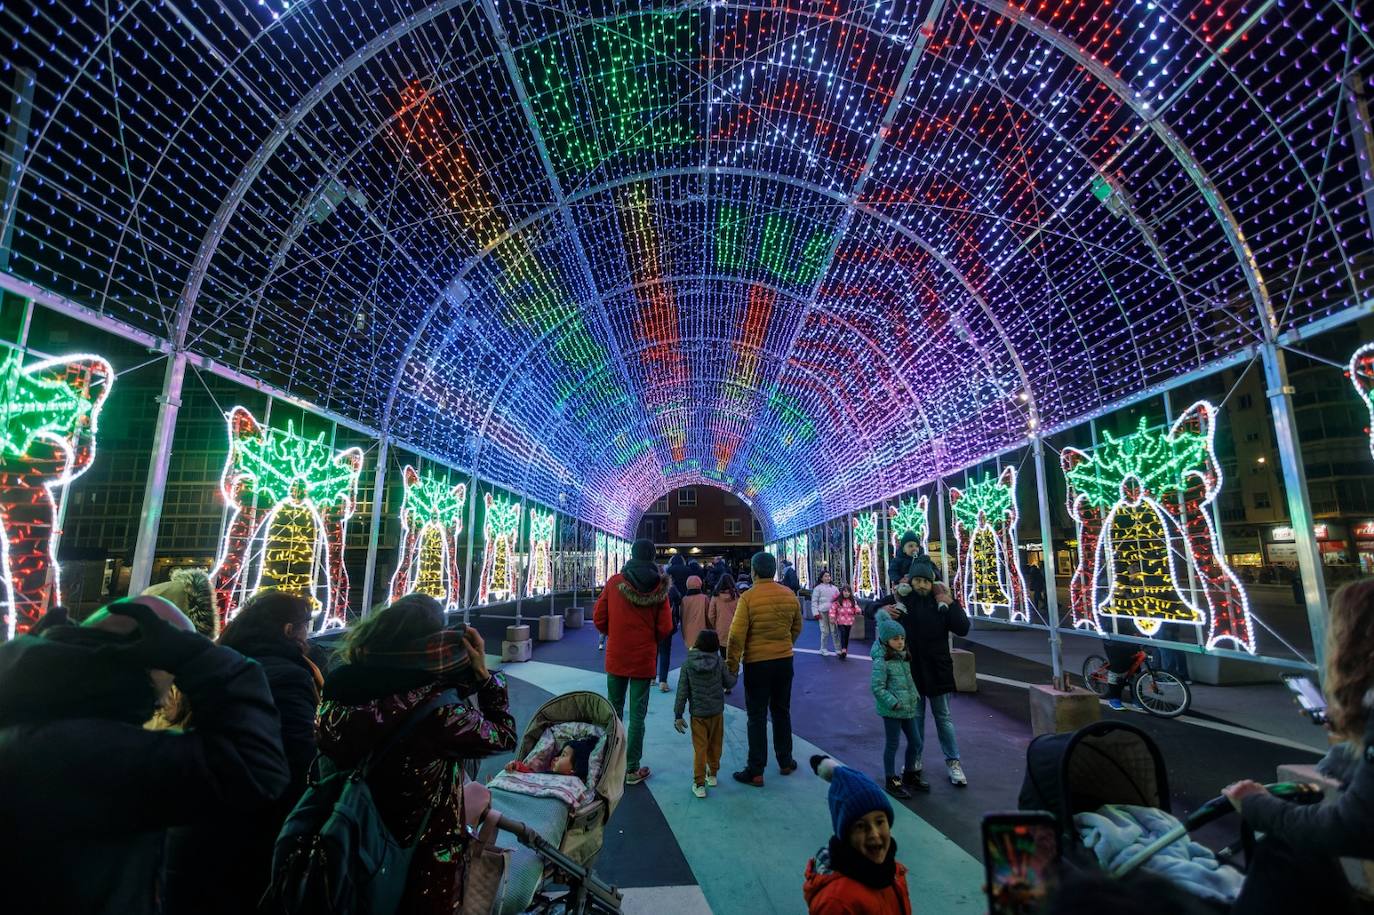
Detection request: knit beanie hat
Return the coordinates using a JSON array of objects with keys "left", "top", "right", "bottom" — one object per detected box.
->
[
  {"left": 877, "top": 617, "right": 905, "bottom": 644},
  {"left": 631, "top": 538, "right": 656, "bottom": 562},
  {"left": 828, "top": 765, "right": 894, "bottom": 837},
  {"left": 899, "top": 530, "right": 920, "bottom": 551},
  {"left": 751, "top": 551, "right": 777, "bottom": 580},
  {"left": 908, "top": 555, "right": 938, "bottom": 582}
]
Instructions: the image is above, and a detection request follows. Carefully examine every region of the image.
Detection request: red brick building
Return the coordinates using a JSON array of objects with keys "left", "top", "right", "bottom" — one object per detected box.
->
[{"left": 636, "top": 486, "right": 763, "bottom": 563}]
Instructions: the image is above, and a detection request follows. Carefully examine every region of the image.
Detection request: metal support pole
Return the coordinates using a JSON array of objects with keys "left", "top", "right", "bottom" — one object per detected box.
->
[
  {"left": 462, "top": 474, "right": 478, "bottom": 624},
  {"left": 128, "top": 353, "right": 187, "bottom": 594},
  {"left": 1032, "top": 435, "right": 1065, "bottom": 685},
  {"left": 936, "top": 478, "right": 951, "bottom": 583},
  {"left": 359, "top": 436, "right": 388, "bottom": 616},
  {"left": 1262, "top": 343, "right": 1330, "bottom": 671}
]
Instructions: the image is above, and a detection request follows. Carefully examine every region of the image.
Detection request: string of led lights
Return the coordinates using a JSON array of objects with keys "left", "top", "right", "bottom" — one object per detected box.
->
[{"left": 0, "top": 0, "right": 1369, "bottom": 548}]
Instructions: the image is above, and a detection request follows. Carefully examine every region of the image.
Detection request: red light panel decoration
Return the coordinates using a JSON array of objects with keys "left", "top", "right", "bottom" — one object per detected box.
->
[
  {"left": 389, "top": 466, "right": 466, "bottom": 611},
  {"left": 0, "top": 354, "right": 112, "bottom": 639},
  {"left": 211, "top": 407, "right": 364, "bottom": 632},
  {"left": 1061, "top": 403, "right": 1254, "bottom": 653},
  {"left": 949, "top": 468, "right": 1031, "bottom": 623}
]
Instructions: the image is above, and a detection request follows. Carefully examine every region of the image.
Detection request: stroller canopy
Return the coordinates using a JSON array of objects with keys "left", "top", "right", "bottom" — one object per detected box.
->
[{"left": 1019, "top": 721, "right": 1170, "bottom": 840}]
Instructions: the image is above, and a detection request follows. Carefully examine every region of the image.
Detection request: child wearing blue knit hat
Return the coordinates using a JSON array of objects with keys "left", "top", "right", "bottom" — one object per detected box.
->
[
  {"left": 871, "top": 616, "right": 922, "bottom": 799},
  {"left": 803, "top": 756, "right": 911, "bottom": 914}
]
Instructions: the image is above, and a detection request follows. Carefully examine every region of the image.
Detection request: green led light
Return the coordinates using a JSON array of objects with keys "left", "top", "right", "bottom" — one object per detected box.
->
[
  {"left": 233, "top": 420, "right": 360, "bottom": 507},
  {"left": 1063, "top": 416, "right": 1208, "bottom": 510},
  {"left": 714, "top": 205, "right": 832, "bottom": 285},
  {"left": 485, "top": 494, "right": 522, "bottom": 538},
  {"left": 0, "top": 352, "right": 98, "bottom": 459},
  {"left": 401, "top": 470, "right": 467, "bottom": 529},
  {"left": 520, "top": 12, "right": 698, "bottom": 174},
  {"left": 950, "top": 471, "right": 1015, "bottom": 531}
]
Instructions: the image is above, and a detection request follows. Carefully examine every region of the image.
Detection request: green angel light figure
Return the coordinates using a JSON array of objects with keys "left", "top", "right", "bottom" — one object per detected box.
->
[
  {"left": 949, "top": 467, "right": 1031, "bottom": 623},
  {"left": 389, "top": 466, "right": 466, "bottom": 610}
]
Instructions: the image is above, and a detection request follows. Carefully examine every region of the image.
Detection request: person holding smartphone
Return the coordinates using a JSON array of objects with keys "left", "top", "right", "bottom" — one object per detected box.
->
[{"left": 1222, "top": 579, "right": 1374, "bottom": 914}]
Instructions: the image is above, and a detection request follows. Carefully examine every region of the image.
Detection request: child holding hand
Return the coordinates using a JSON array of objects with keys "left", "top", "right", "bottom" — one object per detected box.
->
[
  {"left": 871, "top": 617, "right": 922, "bottom": 800},
  {"left": 673, "top": 629, "right": 737, "bottom": 798}
]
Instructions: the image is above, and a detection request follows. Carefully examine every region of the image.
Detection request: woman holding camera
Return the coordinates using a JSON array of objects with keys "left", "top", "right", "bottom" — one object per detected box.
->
[
  {"left": 316, "top": 594, "right": 517, "bottom": 915},
  {"left": 1223, "top": 578, "right": 1374, "bottom": 914}
]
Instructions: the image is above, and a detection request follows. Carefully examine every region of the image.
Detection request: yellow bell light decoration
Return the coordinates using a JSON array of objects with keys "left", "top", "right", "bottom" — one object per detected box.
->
[
  {"left": 0, "top": 353, "right": 113, "bottom": 639},
  {"left": 1061, "top": 402, "right": 1255, "bottom": 652},
  {"left": 526, "top": 508, "right": 556, "bottom": 597},
  {"left": 793, "top": 533, "right": 810, "bottom": 588},
  {"left": 478, "top": 493, "right": 522, "bottom": 604},
  {"left": 851, "top": 512, "right": 879, "bottom": 598},
  {"left": 212, "top": 406, "right": 364, "bottom": 633},
  {"left": 1352, "top": 342, "right": 1374, "bottom": 462},
  {"left": 388, "top": 466, "right": 466, "bottom": 610},
  {"left": 949, "top": 467, "right": 1031, "bottom": 623}
]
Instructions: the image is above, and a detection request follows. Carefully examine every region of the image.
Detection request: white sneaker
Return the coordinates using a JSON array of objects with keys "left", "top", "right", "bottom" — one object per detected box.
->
[
  {"left": 692, "top": 784, "right": 707, "bottom": 799},
  {"left": 705, "top": 773, "right": 718, "bottom": 787},
  {"left": 819, "top": 649, "right": 830, "bottom": 657},
  {"left": 947, "top": 760, "right": 967, "bottom": 787}
]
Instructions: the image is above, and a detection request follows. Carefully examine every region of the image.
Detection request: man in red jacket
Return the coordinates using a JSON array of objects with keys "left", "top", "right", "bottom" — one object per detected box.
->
[{"left": 594, "top": 537, "right": 673, "bottom": 785}]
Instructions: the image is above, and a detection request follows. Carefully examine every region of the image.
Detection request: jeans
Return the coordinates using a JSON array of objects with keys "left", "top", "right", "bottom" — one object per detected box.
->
[
  {"left": 606, "top": 675, "right": 651, "bottom": 771},
  {"left": 913, "top": 692, "right": 959, "bottom": 761},
  {"left": 836, "top": 624, "right": 851, "bottom": 652},
  {"left": 742, "top": 656, "right": 794, "bottom": 774},
  {"left": 656, "top": 634, "right": 673, "bottom": 684},
  {"left": 882, "top": 716, "right": 919, "bottom": 779}
]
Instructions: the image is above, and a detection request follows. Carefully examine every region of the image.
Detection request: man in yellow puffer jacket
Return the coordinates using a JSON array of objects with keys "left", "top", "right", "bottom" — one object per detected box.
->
[{"left": 727, "top": 551, "right": 803, "bottom": 787}]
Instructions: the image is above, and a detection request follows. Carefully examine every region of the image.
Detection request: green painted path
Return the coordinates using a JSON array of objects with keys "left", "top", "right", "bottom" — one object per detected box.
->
[{"left": 499, "top": 660, "right": 985, "bottom": 914}]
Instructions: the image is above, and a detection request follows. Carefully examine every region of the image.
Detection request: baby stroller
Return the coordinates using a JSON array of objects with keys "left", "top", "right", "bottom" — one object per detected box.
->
[
  {"left": 486, "top": 691, "right": 628, "bottom": 914},
  {"left": 1018, "top": 721, "right": 1321, "bottom": 905}
]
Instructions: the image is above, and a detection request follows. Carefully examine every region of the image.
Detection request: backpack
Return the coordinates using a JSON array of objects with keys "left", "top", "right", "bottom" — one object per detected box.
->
[{"left": 266, "top": 688, "right": 459, "bottom": 915}]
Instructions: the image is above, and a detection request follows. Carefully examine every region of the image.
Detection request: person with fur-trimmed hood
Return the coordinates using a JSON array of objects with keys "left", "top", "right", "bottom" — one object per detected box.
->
[
  {"left": 143, "top": 567, "right": 219, "bottom": 638},
  {"left": 595, "top": 538, "right": 674, "bottom": 785}
]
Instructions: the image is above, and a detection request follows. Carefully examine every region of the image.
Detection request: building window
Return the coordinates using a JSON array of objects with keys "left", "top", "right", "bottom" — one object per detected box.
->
[
  {"left": 1238, "top": 393, "right": 1253, "bottom": 410},
  {"left": 1244, "top": 431, "right": 1260, "bottom": 443},
  {"left": 752, "top": 519, "right": 764, "bottom": 539},
  {"left": 724, "top": 518, "right": 742, "bottom": 537},
  {"left": 651, "top": 496, "right": 669, "bottom": 513},
  {"left": 678, "top": 488, "right": 697, "bottom": 507},
  {"left": 1251, "top": 491, "right": 1271, "bottom": 509},
  {"left": 678, "top": 518, "right": 697, "bottom": 538}
]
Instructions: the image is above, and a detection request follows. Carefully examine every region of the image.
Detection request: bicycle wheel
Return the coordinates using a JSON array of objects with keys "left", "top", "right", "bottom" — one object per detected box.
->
[
  {"left": 1135, "top": 669, "right": 1192, "bottom": 718},
  {"left": 1081, "top": 654, "right": 1110, "bottom": 697}
]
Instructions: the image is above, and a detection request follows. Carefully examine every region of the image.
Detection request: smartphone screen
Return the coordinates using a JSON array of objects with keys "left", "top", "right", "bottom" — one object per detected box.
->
[
  {"left": 982, "top": 813, "right": 1060, "bottom": 915},
  {"left": 1282, "top": 674, "right": 1327, "bottom": 723}
]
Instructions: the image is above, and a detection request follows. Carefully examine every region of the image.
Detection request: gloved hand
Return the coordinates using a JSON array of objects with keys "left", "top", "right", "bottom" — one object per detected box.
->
[
  {"left": 108, "top": 598, "right": 212, "bottom": 673},
  {"left": 674, "top": 718, "right": 687, "bottom": 734}
]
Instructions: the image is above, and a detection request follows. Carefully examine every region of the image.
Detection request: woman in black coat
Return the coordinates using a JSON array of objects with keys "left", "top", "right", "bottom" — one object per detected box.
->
[{"left": 162, "top": 591, "right": 321, "bottom": 915}]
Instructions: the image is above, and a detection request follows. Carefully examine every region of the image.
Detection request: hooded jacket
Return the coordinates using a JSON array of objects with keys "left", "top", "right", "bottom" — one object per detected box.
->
[
  {"left": 707, "top": 591, "right": 739, "bottom": 655},
  {"left": 873, "top": 591, "right": 970, "bottom": 697},
  {"left": 142, "top": 567, "right": 219, "bottom": 638},
  {"left": 0, "top": 629, "right": 288, "bottom": 915},
  {"left": 595, "top": 569, "right": 675, "bottom": 679},
  {"left": 811, "top": 581, "right": 840, "bottom": 617},
  {"left": 870, "top": 645, "right": 919, "bottom": 719},
  {"left": 316, "top": 664, "right": 517, "bottom": 915},
  {"left": 804, "top": 837, "right": 911, "bottom": 915},
  {"left": 667, "top": 554, "right": 691, "bottom": 596},
  {"left": 674, "top": 647, "right": 738, "bottom": 720},
  {"left": 680, "top": 575, "right": 710, "bottom": 650}
]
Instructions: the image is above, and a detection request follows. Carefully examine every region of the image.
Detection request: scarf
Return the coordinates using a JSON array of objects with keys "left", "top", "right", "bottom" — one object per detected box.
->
[{"left": 827, "top": 835, "right": 899, "bottom": 890}]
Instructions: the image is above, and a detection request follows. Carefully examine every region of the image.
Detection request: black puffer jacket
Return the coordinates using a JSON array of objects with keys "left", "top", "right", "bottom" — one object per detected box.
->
[
  {"left": 163, "top": 638, "right": 321, "bottom": 914},
  {"left": 872, "top": 592, "right": 970, "bottom": 697},
  {"left": 0, "top": 632, "right": 288, "bottom": 915},
  {"left": 1240, "top": 693, "right": 1374, "bottom": 860}
]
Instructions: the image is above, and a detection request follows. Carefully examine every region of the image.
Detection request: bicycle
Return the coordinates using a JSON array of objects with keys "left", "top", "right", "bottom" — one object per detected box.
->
[{"left": 1081, "top": 648, "right": 1192, "bottom": 718}]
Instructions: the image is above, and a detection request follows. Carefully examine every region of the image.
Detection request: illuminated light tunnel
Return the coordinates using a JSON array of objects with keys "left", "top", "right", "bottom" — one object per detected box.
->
[{"left": 0, "top": 0, "right": 1369, "bottom": 550}]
